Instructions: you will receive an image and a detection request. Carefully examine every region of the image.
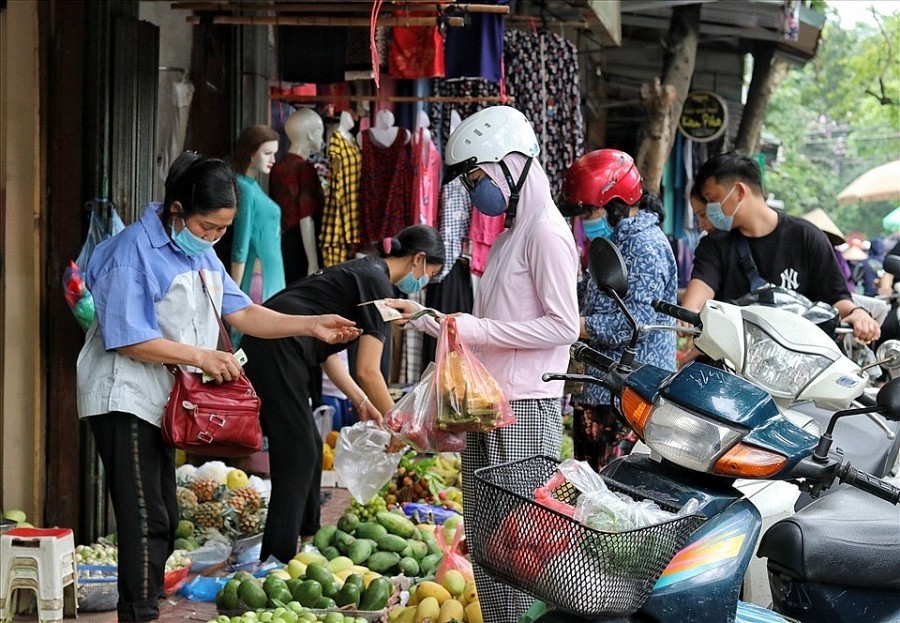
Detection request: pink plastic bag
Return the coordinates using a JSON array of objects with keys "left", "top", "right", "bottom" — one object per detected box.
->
[
  {"left": 434, "top": 317, "right": 515, "bottom": 433},
  {"left": 435, "top": 521, "right": 474, "bottom": 583},
  {"left": 383, "top": 363, "right": 466, "bottom": 453},
  {"left": 533, "top": 471, "right": 576, "bottom": 518}
]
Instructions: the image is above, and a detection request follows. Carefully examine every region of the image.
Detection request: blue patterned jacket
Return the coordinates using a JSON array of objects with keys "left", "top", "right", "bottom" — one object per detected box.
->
[{"left": 578, "top": 209, "right": 678, "bottom": 406}]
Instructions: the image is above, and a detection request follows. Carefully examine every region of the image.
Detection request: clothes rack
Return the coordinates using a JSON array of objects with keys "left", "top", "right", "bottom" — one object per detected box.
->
[
  {"left": 185, "top": 15, "right": 466, "bottom": 27},
  {"left": 274, "top": 94, "right": 515, "bottom": 105}
]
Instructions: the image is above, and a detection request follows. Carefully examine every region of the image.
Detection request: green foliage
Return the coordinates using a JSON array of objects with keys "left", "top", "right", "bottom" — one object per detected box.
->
[{"left": 764, "top": 12, "right": 899, "bottom": 239}]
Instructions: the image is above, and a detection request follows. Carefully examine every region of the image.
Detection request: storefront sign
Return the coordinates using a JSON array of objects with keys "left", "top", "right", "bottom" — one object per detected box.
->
[{"left": 679, "top": 91, "right": 727, "bottom": 143}]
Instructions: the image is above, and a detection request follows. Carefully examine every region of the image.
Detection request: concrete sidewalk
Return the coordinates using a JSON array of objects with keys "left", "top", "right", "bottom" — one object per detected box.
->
[{"left": 10, "top": 488, "right": 351, "bottom": 623}]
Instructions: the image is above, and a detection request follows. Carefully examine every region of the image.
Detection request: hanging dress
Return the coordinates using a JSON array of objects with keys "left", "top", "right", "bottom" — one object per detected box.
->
[{"left": 359, "top": 130, "right": 414, "bottom": 246}]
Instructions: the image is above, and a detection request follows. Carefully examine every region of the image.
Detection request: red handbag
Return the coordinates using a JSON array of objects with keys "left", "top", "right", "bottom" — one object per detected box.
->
[{"left": 161, "top": 271, "right": 263, "bottom": 457}]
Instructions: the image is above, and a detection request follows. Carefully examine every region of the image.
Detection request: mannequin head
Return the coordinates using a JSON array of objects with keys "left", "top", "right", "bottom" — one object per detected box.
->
[
  {"left": 375, "top": 109, "right": 395, "bottom": 129},
  {"left": 338, "top": 111, "right": 355, "bottom": 139},
  {"left": 415, "top": 110, "right": 432, "bottom": 142},
  {"left": 284, "top": 108, "right": 324, "bottom": 159},
  {"left": 234, "top": 125, "right": 279, "bottom": 178}
]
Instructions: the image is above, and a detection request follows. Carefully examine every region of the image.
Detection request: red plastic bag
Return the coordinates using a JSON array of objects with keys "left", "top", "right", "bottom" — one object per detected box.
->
[
  {"left": 484, "top": 502, "right": 573, "bottom": 584},
  {"left": 434, "top": 316, "right": 515, "bottom": 433},
  {"left": 383, "top": 363, "right": 466, "bottom": 453},
  {"left": 435, "top": 521, "right": 474, "bottom": 584}
]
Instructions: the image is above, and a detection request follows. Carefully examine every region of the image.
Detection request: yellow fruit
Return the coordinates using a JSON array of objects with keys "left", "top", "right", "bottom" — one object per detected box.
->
[
  {"left": 415, "top": 597, "right": 441, "bottom": 623},
  {"left": 362, "top": 571, "right": 382, "bottom": 588},
  {"left": 268, "top": 568, "right": 291, "bottom": 581},
  {"left": 461, "top": 580, "right": 478, "bottom": 605},
  {"left": 326, "top": 430, "right": 340, "bottom": 449},
  {"left": 440, "top": 570, "right": 466, "bottom": 597},
  {"left": 465, "top": 600, "right": 483, "bottom": 623},
  {"left": 293, "top": 552, "right": 327, "bottom": 566},
  {"left": 175, "top": 449, "right": 187, "bottom": 467},
  {"left": 326, "top": 556, "right": 354, "bottom": 574},
  {"left": 322, "top": 444, "right": 334, "bottom": 471},
  {"left": 287, "top": 560, "right": 306, "bottom": 580},
  {"left": 226, "top": 469, "right": 249, "bottom": 490},
  {"left": 393, "top": 606, "right": 417, "bottom": 623},
  {"left": 437, "top": 599, "right": 465, "bottom": 623},
  {"left": 414, "top": 581, "right": 451, "bottom": 605}
]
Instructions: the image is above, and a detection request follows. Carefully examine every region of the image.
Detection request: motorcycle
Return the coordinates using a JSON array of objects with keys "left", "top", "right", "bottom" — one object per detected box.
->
[{"left": 466, "top": 237, "right": 900, "bottom": 623}]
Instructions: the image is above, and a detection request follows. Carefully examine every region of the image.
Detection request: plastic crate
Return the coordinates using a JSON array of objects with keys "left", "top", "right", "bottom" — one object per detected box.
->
[
  {"left": 76, "top": 565, "right": 117, "bottom": 612},
  {"left": 469, "top": 455, "right": 706, "bottom": 617}
]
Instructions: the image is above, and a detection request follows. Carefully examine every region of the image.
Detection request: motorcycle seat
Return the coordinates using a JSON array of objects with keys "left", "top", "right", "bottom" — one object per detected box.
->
[{"left": 758, "top": 487, "right": 900, "bottom": 589}]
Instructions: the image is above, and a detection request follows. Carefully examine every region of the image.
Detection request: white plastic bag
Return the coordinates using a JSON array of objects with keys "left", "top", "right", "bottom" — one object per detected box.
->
[{"left": 333, "top": 421, "right": 404, "bottom": 504}]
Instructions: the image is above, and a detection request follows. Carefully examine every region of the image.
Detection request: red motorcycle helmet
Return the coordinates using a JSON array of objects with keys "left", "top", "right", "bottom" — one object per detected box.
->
[{"left": 559, "top": 149, "right": 643, "bottom": 217}]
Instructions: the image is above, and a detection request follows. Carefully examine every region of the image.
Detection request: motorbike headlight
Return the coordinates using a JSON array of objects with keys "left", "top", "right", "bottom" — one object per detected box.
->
[
  {"left": 642, "top": 398, "right": 744, "bottom": 472},
  {"left": 742, "top": 321, "right": 832, "bottom": 398}
]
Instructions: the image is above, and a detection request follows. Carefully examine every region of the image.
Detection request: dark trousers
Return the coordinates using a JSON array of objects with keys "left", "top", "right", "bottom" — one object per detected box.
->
[
  {"left": 89, "top": 412, "right": 178, "bottom": 622},
  {"left": 243, "top": 336, "right": 322, "bottom": 563}
]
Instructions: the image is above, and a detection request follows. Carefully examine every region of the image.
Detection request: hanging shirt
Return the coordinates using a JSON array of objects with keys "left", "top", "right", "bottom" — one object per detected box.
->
[
  {"left": 233, "top": 174, "right": 286, "bottom": 302},
  {"left": 359, "top": 130, "right": 414, "bottom": 246},
  {"left": 411, "top": 127, "right": 442, "bottom": 228},
  {"left": 444, "top": 0, "right": 507, "bottom": 82},
  {"left": 388, "top": 11, "right": 446, "bottom": 78},
  {"left": 503, "top": 29, "right": 585, "bottom": 191},
  {"left": 435, "top": 178, "right": 472, "bottom": 282},
  {"left": 320, "top": 132, "right": 362, "bottom": 267}
]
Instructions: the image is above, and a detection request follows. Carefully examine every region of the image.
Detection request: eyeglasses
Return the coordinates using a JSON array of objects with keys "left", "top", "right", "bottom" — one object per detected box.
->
[{"left": 460, "top": 168, "right": 483, "bottom": 191}]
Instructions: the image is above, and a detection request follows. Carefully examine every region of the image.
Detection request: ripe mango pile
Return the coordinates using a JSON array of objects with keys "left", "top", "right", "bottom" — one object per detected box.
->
[{"left": 389, "top": 572, "right": 482, "bottom": 623}]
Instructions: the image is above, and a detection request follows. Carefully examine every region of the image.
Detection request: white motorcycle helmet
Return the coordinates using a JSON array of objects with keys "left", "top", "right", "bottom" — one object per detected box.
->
[
  {"left": 445, "top": 106, "right": 540, "bottom": 180},
  {"left": 445, "top": 106, "right": 540, "bottom": 225}
]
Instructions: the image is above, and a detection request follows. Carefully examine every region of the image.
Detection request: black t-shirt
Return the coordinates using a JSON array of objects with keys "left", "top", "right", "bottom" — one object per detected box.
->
[
  {"left": 255, "top": 255, "right": 393, "bottom": 366},
  {"left": 691, "top": 212, "right": 850, "bottom": 305}
]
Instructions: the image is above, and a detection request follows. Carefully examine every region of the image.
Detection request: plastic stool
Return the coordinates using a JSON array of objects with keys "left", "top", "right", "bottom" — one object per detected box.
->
[{"left": 0, "top": 528, "right": 78, "bottom": 622}]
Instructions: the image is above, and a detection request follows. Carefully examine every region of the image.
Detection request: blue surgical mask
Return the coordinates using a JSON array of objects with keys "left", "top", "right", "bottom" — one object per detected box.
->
[
  {"left": 396, "top": 260, "right": 429, "bottom": 295},
  {"left": 170, "top": 218, "right": 219, "bottom": 257},
  {"left": 706, "top": 185, "right": 742, "bottom": 231},
  {"left": 582, "top": 216, "right": 614, "bottom": 240},
  {"left": 466, "top": 175, "right": 507, "bottom": 217}
]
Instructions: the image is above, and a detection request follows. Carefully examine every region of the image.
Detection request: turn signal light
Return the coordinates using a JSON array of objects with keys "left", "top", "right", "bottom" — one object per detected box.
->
[
  {"left": 620, "top": 387, "right": 653, "bottom": 436},
  {"left": 713, "top": 443, "right": 787, "bottom": 478}
]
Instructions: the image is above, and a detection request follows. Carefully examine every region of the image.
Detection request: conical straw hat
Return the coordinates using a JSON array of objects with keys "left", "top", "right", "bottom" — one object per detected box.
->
[{"left": 803, "top": 208, "right": 846, "bottom": 246}]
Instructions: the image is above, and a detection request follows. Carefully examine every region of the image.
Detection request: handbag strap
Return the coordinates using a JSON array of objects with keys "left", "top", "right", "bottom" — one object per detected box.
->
[
  {"left": 734, "top": 233, "right": 769, "bottom": 292},
  {"left": 198, "top": 269, "right": 235, "bottom": 354}
]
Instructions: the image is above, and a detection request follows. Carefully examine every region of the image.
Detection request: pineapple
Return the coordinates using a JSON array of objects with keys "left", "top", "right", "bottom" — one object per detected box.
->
[
  {"left": 189, "top": 478, "right": 221, "bottom": 503},
  {"left": 227, "top": 486, "right": 262, "bottom": 514},
  {"left": 238, "top": 508, "right": 266, "bottom": 536},
  {"left": 193, "top": 501, "right": 226, "bottom": 531},
  {"left": 176, "top": 486, "right": 199, "bottom": 520}
]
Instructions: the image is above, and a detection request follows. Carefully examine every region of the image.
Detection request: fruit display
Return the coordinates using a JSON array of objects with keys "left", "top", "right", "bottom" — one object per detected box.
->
[
  {"left": 310, "top": 510, "right": 444, "bottom": 580},
  {"left": 379, "top": 452, "right": 463, "bottom": 514},
  {"left": 388, "top": 572, "right": 482, "bottom": 623},
  {"left": 2, "top": 508, "right": 33, "bottom": 528},
  {"left": 206, "top": 601, "right": 371, "bottom": 623},
  {"left": 176, "top": 463, "right": 268, "bottom": 545},
  {"left": 215, "top": 562, "right": 393, "bottom": 614}
]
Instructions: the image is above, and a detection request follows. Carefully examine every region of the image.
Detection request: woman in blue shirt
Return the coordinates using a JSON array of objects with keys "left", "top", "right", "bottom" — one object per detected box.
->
[
  {"left": 77, "top": 152, "right": 359, "bottom": 623},
  {"left": 560, "top": 150, "right": 678, "bottom": 470}
]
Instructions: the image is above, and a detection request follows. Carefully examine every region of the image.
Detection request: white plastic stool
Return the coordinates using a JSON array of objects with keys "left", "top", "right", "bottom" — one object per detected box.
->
[{"left": 0, "top": 527, "right": 78, "bottom": 622}]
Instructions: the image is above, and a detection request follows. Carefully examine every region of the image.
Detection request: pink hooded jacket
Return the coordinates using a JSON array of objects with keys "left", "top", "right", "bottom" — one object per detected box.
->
[{"left": 412, "top": 153, "right": 580, "bottom": 400}]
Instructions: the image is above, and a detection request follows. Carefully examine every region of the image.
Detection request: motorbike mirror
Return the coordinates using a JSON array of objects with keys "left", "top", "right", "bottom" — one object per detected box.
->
[
  {"left": 876, "top": 340, "right": 900, "bottom": 371},
  {"left": 588, "top": 237, "right": 628, "bottom": 297},
  {"left": 884, "top": 255, "right": 900, "bottom": 278},
  {"left": 877, "top": 378, "right": 900, "bottom": 420}
]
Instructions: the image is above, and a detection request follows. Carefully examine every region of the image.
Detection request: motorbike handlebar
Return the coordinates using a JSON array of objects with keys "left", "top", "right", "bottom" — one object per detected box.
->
[
  {"left": 571, "top": 342, "right": 617, "bottom": 370},
  {"left": 652, "top": 300, "right": 701, "bottom": 327},
  {"left": 840, "top": 465, "right": 900, "bottom": 505}
]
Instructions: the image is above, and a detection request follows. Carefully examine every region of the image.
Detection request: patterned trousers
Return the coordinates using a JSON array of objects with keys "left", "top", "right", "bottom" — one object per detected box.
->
[{"left": 462, "top": 398, "right": 563, "bottom": 623}]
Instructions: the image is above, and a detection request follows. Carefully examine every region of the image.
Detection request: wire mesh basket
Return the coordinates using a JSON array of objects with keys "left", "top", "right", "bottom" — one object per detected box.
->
[{"left": 469, "top": 455, "right": 706, "bottom": 616}]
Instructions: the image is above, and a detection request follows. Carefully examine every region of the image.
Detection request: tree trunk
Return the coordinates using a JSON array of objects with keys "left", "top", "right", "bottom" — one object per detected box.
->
[
  {"left": 735, "top": 42, "right": 790, "bottom": 153},
  {"left": 636, "top": 3, "right": 701, "bottom": 194}
]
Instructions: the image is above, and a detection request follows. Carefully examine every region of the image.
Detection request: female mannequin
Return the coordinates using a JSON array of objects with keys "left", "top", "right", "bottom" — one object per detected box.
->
[
  {"left": 270, "top": 108, "right": 325, "bottom": 281},
  {"left": 368, "top": 109, "right": 409, "bottom": 147},
  {"left": 232, "top": 125, "right": 285, "bottom": 305},
  {"left": 337, "top": 111, "right": 356, "bottom": 143}
]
